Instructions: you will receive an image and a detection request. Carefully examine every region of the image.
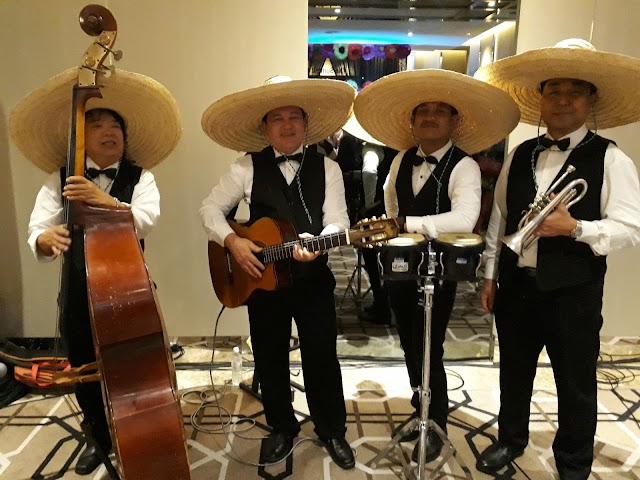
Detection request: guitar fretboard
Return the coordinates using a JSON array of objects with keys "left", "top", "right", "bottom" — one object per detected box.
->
[{"left": 259, "top": 230, "right": 348, "bottom": 264}]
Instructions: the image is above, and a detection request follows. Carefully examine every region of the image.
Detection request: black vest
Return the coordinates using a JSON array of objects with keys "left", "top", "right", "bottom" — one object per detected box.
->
[
  {"left": 59, "top": 160, "right": 145, "bottom": 269},
  {"left": 249, "top": 147, "right": 327, "bottom": 278},
  {"left": 59, "top": 160, "right": 143, "bottom": 205},
  {"left": 396, "top": 146, "right": 466, "bottom": 217},
  {"left": 498, "top": 132, "right": 611, "bottom": 290}
]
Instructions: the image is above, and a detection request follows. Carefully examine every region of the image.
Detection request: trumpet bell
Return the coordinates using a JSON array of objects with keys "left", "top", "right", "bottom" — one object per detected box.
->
[{"left": 501, "top": 229, "right": 528, "bottom": 257}]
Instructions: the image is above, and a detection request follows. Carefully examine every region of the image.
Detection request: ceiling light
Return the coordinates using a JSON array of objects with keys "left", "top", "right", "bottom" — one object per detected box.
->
[
  {"left": 409, "top": 17, "right": 416, "bottom": 22},
  {"left": 408, "top": 31, "right": 414, "bottom": 36},
  {"left": 488, "top": 1, "right": 496, "bottom": 6},
  {"left": 409, "top": 6, "right": 416, "bottom": 10},
  {"left": 334, "top": 8, "right": 341, "bottom": 13}
]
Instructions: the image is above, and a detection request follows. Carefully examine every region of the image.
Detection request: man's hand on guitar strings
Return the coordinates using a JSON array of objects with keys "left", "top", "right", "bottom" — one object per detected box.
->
[
  {"left": 293, "top": 232, "right": 320, "bottom": 262},
  {"left": 224, "top": 233, "right": 265, "bottom": 279}
]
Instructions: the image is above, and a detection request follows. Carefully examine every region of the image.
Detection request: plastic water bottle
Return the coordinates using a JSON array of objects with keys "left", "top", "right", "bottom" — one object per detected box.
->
[{"left": 231, "top": 346, "right": 242, "bottom": 386}]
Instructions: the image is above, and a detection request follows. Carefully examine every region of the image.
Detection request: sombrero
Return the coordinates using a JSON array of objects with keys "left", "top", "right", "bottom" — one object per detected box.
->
[
  {"left": 10, "top": 68, "right": 182, "bottom": 173},
  {"left": 353, "top": 69, "right": 520, "bottom": 154},
  {"left": 474, "top": 39, "right": 640, "bottom": 129},
  {"left": 342, "top": 112, "right": 384, "bottom": 146},
  {"left": 201, "top": 76, "right": 355, "bottom": 152}
]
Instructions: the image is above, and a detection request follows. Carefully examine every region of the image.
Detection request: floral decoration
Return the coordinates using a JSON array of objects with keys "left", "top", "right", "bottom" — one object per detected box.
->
[
  {"left": 348, "top": 44, "right": 362, "bottom": 60},
  {"left": 334, "top": 43, "right": 348, "bottom": 60}
]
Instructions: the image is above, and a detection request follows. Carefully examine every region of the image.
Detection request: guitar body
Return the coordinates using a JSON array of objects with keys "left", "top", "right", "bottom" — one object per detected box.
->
[{"left": 208, "top": 217, "right": 298, "bottom": 308}]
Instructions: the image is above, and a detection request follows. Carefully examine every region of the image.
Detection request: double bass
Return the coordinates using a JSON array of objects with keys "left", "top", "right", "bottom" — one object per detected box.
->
[{"left": 61, "top": 5, "right": 191, "bottom": 478}]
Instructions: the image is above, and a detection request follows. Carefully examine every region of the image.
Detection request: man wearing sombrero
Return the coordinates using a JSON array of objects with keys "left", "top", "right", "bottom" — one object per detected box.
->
[
  {"left": 199, "top": 76, "right": 356, "bottom": 469},
  {"left": 11, "top": 69, "right": 181, "bottom": 475},
  {"left": 354, "top": 69, "right": 520, "bottom": 464},
  {"left": 475, "top": 39, "right": 640, "bottom": 479}
]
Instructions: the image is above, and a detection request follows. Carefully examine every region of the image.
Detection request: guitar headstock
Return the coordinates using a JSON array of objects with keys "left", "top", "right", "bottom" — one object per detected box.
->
[{"left": 349, "top": 216, "right": 399, "bottom": 248}]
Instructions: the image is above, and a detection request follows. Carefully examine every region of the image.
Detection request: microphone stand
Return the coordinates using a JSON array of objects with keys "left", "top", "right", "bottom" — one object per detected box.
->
[{"left": 368, "top": 244, "right": 472, "bottom": 479}]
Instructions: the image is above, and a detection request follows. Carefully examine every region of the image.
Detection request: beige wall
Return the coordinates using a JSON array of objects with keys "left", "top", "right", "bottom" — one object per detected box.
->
[
  {"left": 510, "top": 0, "right": 640, "bottom": 336},
  {"left": 0, "top": 0, "right": 307, "bottom": 337},
  {"left": 2, "top": 0, "right": 639, "bottom": 338}
]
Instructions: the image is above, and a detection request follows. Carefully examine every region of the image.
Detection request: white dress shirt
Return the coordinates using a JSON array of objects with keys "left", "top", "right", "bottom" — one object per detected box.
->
[
  {"left": 27, "top": 158, "right": 160, "bottom": 262},
  {"left": 362, "top": 143, "right": 384, "bottom": 209},
  {"left": 199, "top": 147, "right": 350, "bottom": 246},
  {"left": 383, "top": 140, "right": 482, "bottom": 239},
  {"left": 484, "top": 125, "right": 640, "bottom": 279}
]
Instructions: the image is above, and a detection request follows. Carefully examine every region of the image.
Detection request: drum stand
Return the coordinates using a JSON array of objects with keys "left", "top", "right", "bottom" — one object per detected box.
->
[{"left": 369, "top": 269, "right": 472, "bottom": 479}]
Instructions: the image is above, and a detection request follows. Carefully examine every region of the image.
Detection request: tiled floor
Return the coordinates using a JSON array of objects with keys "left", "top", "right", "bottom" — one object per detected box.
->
[{"left": 0, "top": 248, "right": 639, "bottom": 479}]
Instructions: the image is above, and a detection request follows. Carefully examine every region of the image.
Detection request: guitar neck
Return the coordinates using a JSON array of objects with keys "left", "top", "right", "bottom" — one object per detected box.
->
[{"left": 259, "top": 230, "right": 349, "bottom": 264}]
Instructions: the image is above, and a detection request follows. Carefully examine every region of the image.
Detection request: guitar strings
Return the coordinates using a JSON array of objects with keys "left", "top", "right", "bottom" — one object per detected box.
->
[{"left": 261, "top": 231, "right": 348, "bottom": 263}]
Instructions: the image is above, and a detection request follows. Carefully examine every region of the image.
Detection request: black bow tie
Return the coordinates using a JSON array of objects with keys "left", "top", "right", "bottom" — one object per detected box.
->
[
  {"left": 540, "top": 137, "right": 571, "bottom": 151},
  {"left": 276, "top": 153, "right": 304, "bottom": 164},
  {"left": 85, "top": 167, "right": 117, "bottom": 180},
  {"left": 413, "top": 155, "right": 438, "bottom": 167}
]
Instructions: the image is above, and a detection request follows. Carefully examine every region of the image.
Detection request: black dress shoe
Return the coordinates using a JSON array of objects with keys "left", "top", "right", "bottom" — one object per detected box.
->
[
  {"left": 391, "top": 414, "right": 420, "bottom": 442},
  {"left": 75, "top": 445, "right": 102, "bottom": 475},
  {"left": 476, "top": 441, "right": 524, "bottom": 474},
  {"left": 411, "top": 428, "right": 444, "bottom": 463},
  {"left": 358, "top": 305, "right": 392, "bottom": 325},
  {"left": 324, "top": 437, "right": 355, "bottom": 470},
  {"left": 262, "top": 432, "right": 295, "bottom": 463}
]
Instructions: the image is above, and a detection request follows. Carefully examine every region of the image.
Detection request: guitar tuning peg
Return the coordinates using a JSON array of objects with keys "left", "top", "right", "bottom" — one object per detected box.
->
[
  {"left": 371, "top": 216, "right": 377, "bottom": 221},
  {"left": 381, "top": 214, "right": 386, "bottom": 219}
]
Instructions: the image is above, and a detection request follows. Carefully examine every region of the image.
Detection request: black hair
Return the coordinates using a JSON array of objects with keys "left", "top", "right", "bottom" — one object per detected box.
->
[
  {"left": 261, "top": 107, "right": 308, "bottom": 124},
  {"left": 539, "top": 79, "right": 597, "bottom": 95}
]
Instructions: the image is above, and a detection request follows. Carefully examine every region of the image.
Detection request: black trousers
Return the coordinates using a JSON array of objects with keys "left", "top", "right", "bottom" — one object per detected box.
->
[
  {"left": 494, "top": 269, "right": 603, "bottom": 480},
  {"left": 388, "top": 279, "right": 457, "bottom": 430},
  {"left": 247, "top": 264, "right": 347, "bottom": 440},
  {"left": 60, "top": 260, "right": 112, "bottom": 452}
]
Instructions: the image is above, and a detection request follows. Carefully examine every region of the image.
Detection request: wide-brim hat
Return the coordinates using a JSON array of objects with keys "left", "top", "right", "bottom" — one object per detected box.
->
[
  {"left": 201, "top": 76, "right": 355, "bottom": 152},
  {"left": 10, "top": 68, "right": 182, "bottom": 173},
  {"left": 353, "top": 69, "right": 520, "bottom": 154},
  {"left": 342, "top": 112, "right": 384, "bottom": 146},
  {"left": 474, "top": 39, "right": 640, "bottom": 129}
]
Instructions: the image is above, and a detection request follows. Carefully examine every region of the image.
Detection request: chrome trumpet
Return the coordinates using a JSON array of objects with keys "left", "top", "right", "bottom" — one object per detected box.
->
[{"left": 502, "top": 165, "right": 588, "bottom": 256}]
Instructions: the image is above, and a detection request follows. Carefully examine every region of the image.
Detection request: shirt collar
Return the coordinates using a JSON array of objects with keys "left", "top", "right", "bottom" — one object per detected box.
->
[
  {"left": 273, "top": 145, "right": 304, "bottom": 159},
  {"left": 544, "top": 124, "right": 589, "bottom": 150},
  {"left": 416, "top": 140, "right": 453, "bottom": 162},
  {"left": 86, "top": 157, "right": 121, "bottom": 170}
]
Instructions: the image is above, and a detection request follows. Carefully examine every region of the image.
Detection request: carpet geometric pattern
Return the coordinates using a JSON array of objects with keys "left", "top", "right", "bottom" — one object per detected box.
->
[{"left": 1, "top": 248, "right": 638, "bottom": 479}]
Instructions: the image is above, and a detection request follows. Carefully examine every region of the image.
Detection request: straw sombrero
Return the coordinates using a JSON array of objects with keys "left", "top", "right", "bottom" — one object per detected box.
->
[
  {"left": 201, "top": 76, "right": 355, "bottom": 152},
  {"left": 474, "top": 39, "right": 640, "bottom": 129},
  {"left": 342, "top": 112, "right": 384, "bottom": 146},
  {"left": 10, "top": 68, "right": 182, "bottom": 173},
  {"left": 353, "top": 69, "right": 520, "bottom": 154}
]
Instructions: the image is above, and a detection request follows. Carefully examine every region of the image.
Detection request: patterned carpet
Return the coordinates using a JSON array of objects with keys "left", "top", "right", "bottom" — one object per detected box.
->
[{"left": 1, "top": 248, "right": 639, "bottom": 479}]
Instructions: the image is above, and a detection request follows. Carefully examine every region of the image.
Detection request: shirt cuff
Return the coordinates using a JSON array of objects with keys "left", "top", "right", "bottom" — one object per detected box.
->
[
  {"left": 405, "top": 215, "right": 436, "bottom": 239},
  {"left": 28, "top": 230, "right": 58, "bottom": 263},
  {"left": 216, "top": 224, "right": 235, "bottom": 246},
  {"left": 577, "top": 219, "right": 597, "bottom": 242}
]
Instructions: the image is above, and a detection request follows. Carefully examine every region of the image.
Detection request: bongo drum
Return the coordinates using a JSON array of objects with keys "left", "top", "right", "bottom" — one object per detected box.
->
[
  {"left": 432, "top": 233, "right": 485, "bottom": 282},
  {"left": 377, "top": 233, "right": 429, "bottom": 281}
]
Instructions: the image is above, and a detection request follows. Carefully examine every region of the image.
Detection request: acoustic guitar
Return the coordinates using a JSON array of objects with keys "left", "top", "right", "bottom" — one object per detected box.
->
[{"left": 208, "top": 217, "right": 399, "bottom": 308}]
